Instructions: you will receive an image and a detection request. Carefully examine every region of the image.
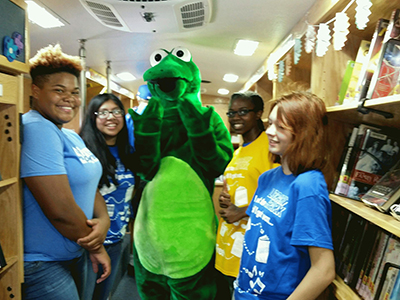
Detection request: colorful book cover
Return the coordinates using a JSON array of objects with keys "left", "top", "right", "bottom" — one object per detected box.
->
[
  {"left": 347, "top": 130, "right": 399, "bottom": 201},
  {"left": 337, "top": 60, "right": 355, "bottom": 105},
  {"left": 342, "top": 40, "right": 370, "bottom": 105},
  {"left": 353, "top": 19, "right": 389, "bottom": 103},
  {"left": 369, "top": 39, "right": 400, "bottom": 99}
]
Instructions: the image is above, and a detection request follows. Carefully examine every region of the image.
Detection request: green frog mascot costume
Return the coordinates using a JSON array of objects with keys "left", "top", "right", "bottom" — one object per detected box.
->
[{"left": 129, "top": 47, "right": 233, "bottom": 299}]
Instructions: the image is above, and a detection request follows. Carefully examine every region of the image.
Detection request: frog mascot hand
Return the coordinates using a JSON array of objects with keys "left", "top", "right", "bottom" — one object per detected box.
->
[{"left": 129, "top": 47, "right": 233, "bottom": 299}]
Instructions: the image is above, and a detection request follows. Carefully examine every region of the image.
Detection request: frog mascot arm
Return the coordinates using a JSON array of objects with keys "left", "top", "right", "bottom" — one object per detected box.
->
[{"left": 129, "top": 47, "right": 233, "bottom": 300}]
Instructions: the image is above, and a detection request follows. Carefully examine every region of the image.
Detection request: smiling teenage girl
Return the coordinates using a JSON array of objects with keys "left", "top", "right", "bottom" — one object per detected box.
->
[
  {"left": 21, "top": 44, "right": 111, "bottom": 300},
  {"left": 80, "top": 93, "right": 136, "bottom": 300},
  {"left": 215, "top": 91, "right": 277, "bottom": 299},
  {"left": 234, "top": 92, "right": 335, "bottom": 300}
]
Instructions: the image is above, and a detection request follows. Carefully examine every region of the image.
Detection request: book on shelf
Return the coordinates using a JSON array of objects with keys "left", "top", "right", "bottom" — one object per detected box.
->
[
  {"left": 361, "top": 158, "right": 400, "bottom": 213},
  {"left": 0, "top": 241, "right": 6, "bottom": 269},
  {"left": 389, "top": 267, "right": 400, "bottom": 300},
  {"left": 344, "top": 222, "right": 379, "bottom": 289},
  {"left": 338, "top": 216, "right": 365, "bottom": 279},
  {"left": 353, "top": 18, "right": 389, "bottom": 103},
  {"left": 359, "top": 231, "right": 390, "bottom": 299},
  {"left": 337, "top": 60, "right": 355, "bottom": 105},
  {"left": 368, "top": 38, "right": 400, "bottom": 99},
  {"left": 347, "top": 129, "right": 399, "bottom": 201},
  {"left": 342, "top": 40, "right": 371, "bottom": 105},
  {"left": 371, "top": 236, "right": 400, "bottom": 300},
  {"left": 375, "top": 263, "right": 400, "bottom": 300},
  {"left": 356, "top": 229, "right": 384, "bottom": 294},
  {"left": 334, "top": 124, "right": 381, "bottom": 197},
  {"left": 334, "top": 126, "right": 359, "bottom": 196},
  {"left": 368, "top": 9, "right": 400, "bottom": 100}
]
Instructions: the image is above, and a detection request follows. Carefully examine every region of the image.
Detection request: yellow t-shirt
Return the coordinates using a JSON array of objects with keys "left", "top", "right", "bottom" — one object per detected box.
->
[{"left": 215, "top": 132, "right": 277, "bottom": 277}]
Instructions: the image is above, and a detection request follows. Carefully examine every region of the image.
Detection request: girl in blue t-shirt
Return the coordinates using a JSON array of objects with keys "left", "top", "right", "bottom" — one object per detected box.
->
[
  {"left": 235, "top": 92, "right": 336, "bottom": 300},
  {"left": 80, "top": 93, "right": 136, "bottom": 300}
]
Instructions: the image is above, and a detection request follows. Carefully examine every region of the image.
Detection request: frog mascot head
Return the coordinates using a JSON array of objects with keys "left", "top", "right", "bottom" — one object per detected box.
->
[
  {"left": 144, "top": 47, "right": 201, "bottom": 103},
  {"left": 129, "top": 47, "right": 233, "bottom": 300}
]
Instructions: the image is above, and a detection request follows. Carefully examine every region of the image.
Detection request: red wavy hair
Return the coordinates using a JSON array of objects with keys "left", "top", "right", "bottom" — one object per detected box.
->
[{"left": 268, "top": 92, "right": 329, "bottom": 176}]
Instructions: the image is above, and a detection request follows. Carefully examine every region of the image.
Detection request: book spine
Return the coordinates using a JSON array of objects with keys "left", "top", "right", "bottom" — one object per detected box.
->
[{"left": 334, "top": 127, "right": 359, "bottom": 195}]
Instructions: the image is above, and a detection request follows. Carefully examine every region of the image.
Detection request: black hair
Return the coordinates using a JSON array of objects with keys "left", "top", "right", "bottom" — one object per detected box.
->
[
  {"left": 230, "top": 91, "right": 265, "bottom": 131},
  {"left": 80, "top": 93, "right": 134, "bottom": 187}
]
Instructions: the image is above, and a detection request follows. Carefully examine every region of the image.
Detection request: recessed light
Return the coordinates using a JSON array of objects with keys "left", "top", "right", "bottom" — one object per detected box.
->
[
  {"left": 234, "top": 40, "right": 259, "bottom": 56},
  {"left": 223, "top": 74, "right": 239, "bottom": 83},
  {"left": 218, "top": 88, "right": 229, "bottom": 95},
  {"left": 116, "top": 72, "right": 136, "bottom": 81},
  {"left": 26, "top": 1, "right": 65, "bottom": 28}
]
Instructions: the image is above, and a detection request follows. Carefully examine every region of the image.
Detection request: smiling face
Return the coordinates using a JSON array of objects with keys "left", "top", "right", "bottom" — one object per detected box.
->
[
  {"left": 228, "top": 97, "right": 262, "bottom": 142},
  {"left": 266, "top": 106, "right": 293, "bottom": 159},
  {"left": 95, "top": 99, "right": 124, "bottom": 145},
  {"left": 32, "top": 72, "right": 80, "bottom": 129}
]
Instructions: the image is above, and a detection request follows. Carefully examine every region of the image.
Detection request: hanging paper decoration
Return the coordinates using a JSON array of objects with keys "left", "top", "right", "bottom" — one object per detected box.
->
[
  {"left": 294, "top": 38, "right": 302, "bottom": 64},
  {"left": 355, "top": 0, "right": 372, "bottom": 30},
  {"left": 333, "top": 12, "right": 350, "bottom": 50},
  {"left": 316, "top": 23, "right": 331, "bottom": 57},
  {"left": 305, "top": 25, "right": 316, "bottom": 54},
  {"left": 285, "top": 52, "right": 292, "bottom": 76},
  {"left": 278, "top": 60, "right": 284, "bottom": 82}
]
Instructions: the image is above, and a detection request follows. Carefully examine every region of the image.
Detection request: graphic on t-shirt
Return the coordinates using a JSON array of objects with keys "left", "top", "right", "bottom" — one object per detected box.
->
[
  {"left": 72, "top": 146, "right": 99, "bottom": 164},
  {"left": 231, "top": 231, "right": 244, "bottom": 257},
  {"left": 217, "top": 221, "right": 247, "bottom": 259},
  {"left": 240, "top": 265, "right": 266, "bottom": 295},
  {"left": 255, "top": 235, "right": 270, "bottom": 263},
  {"left": 235, "top": 186, "right": 248, "bottom": 206}
]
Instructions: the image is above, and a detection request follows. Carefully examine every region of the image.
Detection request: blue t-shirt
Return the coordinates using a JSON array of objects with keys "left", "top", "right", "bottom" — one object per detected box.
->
[
  {"left": 100, "top": 146, "right": 135, "bottom": 244},
  {"left": 235, "top": 167, "right": 333, "bottom": 300},
  {"left": 21, "top": 110, "right": 102, "bottom": 261}
]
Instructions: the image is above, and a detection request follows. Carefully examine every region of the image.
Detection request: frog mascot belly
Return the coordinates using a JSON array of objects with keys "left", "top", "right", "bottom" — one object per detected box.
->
[{"left": 129, "top": 47, "right": 233, "bottom": 299}]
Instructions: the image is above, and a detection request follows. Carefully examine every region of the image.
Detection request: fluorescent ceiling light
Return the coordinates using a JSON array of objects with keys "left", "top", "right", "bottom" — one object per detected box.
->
[
  {"left": 26, "top": 1, "right": 65, "bottom": 28},
  {"left": 218, "top": 88, "right": 229, "bottom": 95},
  {"left": 234, "top": 40, "right": 259, "bottom": 56},
  {"left": 116, "top": 72, "right": 136, "bottom": 81},
  {"left": 223, "top": 74, "right": 239, "bottom": 83}
]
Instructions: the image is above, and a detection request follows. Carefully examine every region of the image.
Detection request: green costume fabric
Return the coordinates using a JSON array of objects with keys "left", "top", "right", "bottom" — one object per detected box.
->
[{"left": 129, "top": 47, "right": 233, "bottom": 298}]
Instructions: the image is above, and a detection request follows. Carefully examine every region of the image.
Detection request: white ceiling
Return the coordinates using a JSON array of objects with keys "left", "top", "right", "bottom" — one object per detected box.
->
[{"left": 28, "top": 0, "right": 318, "bottom": 97}]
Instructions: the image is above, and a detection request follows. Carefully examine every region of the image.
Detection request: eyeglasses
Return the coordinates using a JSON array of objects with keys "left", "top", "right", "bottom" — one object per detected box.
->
[
  {"left": 94, "top": 109, "right": 124, "bottom": 119},
  {"left": 226, "top": 109, "right": 255, "bottom": 118}
]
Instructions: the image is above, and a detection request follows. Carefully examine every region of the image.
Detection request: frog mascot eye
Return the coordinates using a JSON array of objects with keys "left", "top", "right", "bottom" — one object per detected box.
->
[
  {"left": 171, "top": 47, "right": 191, "bottom": 62},
  {"left": 149, "top": 49, "right": 168, "bottom": 67}
]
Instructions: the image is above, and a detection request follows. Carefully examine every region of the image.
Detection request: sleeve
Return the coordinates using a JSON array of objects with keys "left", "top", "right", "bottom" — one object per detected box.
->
[
  {"left": 20, "top": 121, "right": 66, "bottom": 178},
  {"left": 291, "top": 177, "right": 333, "bottom": 250}
]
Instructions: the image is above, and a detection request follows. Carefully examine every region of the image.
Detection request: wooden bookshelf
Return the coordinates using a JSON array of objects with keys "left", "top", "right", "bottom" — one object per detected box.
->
[
  {"left": 330, "top": 194, "right": 400, "bottom": 239},
  {"left": 0, "top": 1, "right": 28, "bottom": 298}
]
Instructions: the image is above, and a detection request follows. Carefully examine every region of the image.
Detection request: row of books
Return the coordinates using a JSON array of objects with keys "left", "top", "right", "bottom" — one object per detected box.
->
[
  {"left": 332, "top": 205, "right": 400, "bottom": 300},
  {"left": 337, "top": 8, "right": 400, "bottom": 105},
  {"left": 333, "top": 123, "right": 400, "bottom": 214}
]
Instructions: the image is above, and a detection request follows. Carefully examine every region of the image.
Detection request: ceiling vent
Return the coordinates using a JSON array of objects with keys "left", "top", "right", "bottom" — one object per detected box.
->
[{"left": 79, "top": 0, "right": 212, "bottom": 33}]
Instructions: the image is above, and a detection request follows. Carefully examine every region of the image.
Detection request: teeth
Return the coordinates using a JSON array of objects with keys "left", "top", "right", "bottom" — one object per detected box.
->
[{"left": 234, "top": 124, "right": 243, "bottom": 129}]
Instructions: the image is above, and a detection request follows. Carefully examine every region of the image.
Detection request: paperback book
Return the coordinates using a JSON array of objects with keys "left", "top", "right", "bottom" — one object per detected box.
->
[
  {"left": 347, "top": 130, "right": 400, "bottom": 201},
  {"left": 362, "top": 159, "right": 400, "bottom": 213}
]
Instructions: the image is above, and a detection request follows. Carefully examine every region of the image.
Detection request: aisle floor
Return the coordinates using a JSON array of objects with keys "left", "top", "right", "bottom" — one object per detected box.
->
[{"left": 112, "top": 271, "right": 141, "bottom": 300}]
